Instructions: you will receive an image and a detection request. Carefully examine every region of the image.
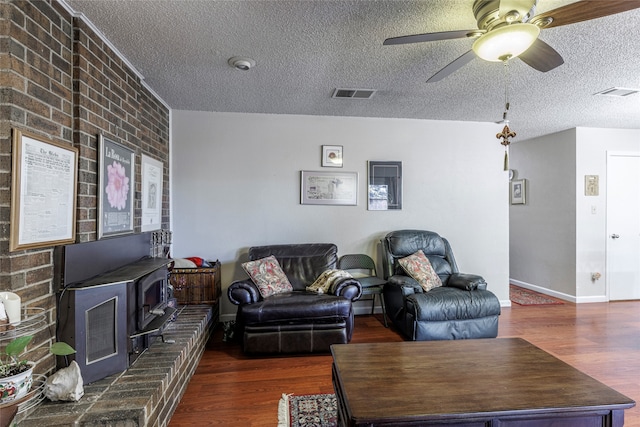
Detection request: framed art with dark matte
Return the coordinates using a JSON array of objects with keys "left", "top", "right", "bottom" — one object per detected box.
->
[
  {"left": 10, "top": 128, "right": 78, "bottom": 251},
  {"left": 322, "top": 145, "right": 343, "bottom": 168},
  {"left": 300, "top": 170, "right": 357, "bottom": 205},
  {"left": 511, "top": 179, "right": 526, "bottom": 205},
  {"left": 368, "top": 161, "right": 402, "bottom": 210},
  {"left": 98, "top": 135, "right": 135, "bottom": 238}
]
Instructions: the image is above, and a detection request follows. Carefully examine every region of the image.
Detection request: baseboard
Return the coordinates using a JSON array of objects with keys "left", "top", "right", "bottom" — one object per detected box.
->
[{"left": 508, "top": 279, "right": 605, "bottom": 303}]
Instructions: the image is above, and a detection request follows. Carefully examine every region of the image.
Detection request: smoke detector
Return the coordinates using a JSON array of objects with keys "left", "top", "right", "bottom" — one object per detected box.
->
[{"left": 228, "top": 56, "right": 255, "bottom": 71}]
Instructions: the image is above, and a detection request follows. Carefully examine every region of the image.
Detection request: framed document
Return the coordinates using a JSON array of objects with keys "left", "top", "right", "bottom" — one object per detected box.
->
[
  {"left": 300, "top": 170, "right": 358, "bottom": 205},
  {"left": 141, "top": 154, "right": 163, "bottom": 232},
  {"left": 98, "top": 135, "right": 135, "bottom": 238},
  {"left": 10, "top": 129, "right": 78, "bottom": 251}
]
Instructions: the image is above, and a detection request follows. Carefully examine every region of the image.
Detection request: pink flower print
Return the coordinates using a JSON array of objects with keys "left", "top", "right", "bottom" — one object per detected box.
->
[{"left": 105, "top": 161, "right": 130, "bottom": 210}]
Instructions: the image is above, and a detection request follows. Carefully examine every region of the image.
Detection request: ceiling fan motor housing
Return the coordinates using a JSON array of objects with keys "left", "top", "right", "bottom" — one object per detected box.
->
[{"left": 473, "top": 0, "right": 537, "bottom": 30}]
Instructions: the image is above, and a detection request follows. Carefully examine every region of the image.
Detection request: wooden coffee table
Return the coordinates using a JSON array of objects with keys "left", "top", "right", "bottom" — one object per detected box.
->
[{"left": 331, "top": 338, "right": 635, "bottom": 426}]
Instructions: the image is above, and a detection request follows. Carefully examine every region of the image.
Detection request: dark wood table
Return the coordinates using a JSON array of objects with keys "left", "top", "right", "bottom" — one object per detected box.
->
[{"left": 331, "top": 338, "right": 635, "bottom": 426}]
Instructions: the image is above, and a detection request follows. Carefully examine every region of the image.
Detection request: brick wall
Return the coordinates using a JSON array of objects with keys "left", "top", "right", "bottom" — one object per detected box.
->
[{"left": 0, "top": 0, "right": 170, "bottom": 374}]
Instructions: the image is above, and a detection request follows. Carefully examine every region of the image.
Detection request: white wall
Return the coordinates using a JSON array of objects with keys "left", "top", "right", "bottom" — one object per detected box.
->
[
  {"left": 510, "top": 126, "right": 640, "bottom": 302},
  {"left": 510, "top": 129, "right": 577, "bottom": 298},
  {"left": 171, "top": 111, "right": 510, "bottom": 320}
]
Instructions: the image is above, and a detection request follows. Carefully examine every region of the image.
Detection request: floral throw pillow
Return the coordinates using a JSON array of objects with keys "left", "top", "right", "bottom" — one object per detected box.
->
[
  {"left": 306, "top": 269, "right": 353, "bottom": 294},
  {"left": 398, "top": 250, "right": 443, "bottom": 292},
  {"left": 242, "top": 255, "right": 293, "bottom": 298}
]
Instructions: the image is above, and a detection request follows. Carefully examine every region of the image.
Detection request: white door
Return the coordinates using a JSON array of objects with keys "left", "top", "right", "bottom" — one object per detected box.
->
[{"left": 606, "top": 153, "right": 640, "bottom": 300}]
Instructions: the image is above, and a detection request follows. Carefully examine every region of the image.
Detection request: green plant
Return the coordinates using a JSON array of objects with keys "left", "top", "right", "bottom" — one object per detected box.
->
[{"left": 0, "top": 335, "right": 75, "bottom": 379}]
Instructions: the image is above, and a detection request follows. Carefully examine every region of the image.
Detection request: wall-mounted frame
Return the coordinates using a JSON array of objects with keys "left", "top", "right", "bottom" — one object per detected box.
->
[
  {"left": 511, "top": 179, "right": 527, "bottom": 205},
  {"left": 98, "top": 135, "right": 135, "bottom": 238},
  {"left": 300, "top": 170, "right": 357, "bottom": 205},
  {"left": 585, "top": 175, "right": 599, "bottom": 196},
  {"left": 368, "top": 161, "right": 402, "bottom": 210},
  {"left": 141, "top": 154, "right": 163, "bottom": 232},
  {"left": 321, "top": 145, "right": 343, "bottom": 168},
  {"left": 10, "top": 129, "right": 78, "bottom": 251}
]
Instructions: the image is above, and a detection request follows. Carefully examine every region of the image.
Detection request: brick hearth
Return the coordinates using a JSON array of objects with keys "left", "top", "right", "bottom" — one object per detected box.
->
[{"left": 17, "top": 305, "right": 214, "bottom": 427}]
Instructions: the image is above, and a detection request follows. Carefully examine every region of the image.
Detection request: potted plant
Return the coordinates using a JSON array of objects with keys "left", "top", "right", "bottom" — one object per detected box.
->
[{"left": 0, "top": 335, "right": 75, "bottom": 403}]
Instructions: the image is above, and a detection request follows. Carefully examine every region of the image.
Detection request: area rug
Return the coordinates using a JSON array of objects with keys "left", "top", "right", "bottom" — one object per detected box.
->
[
  {"left": 510, "top": 285, "right": 564, "bottom": 306},
  {"left": 278, "top": 393, "right": 337, "bottom": 427}
]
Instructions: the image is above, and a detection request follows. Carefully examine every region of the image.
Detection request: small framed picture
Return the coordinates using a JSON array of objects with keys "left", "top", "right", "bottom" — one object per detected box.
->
[
  {"left": 511, "top": 179, "right": 526, "bottom": 205},
  {"left": 322, "top": 145, "right": 343, "bottom": 168}
]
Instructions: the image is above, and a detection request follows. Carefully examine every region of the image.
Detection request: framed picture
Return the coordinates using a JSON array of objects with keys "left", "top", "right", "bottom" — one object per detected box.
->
[
  {"left": 141, "top": 154, "right": 163, "bottom": 232},
  {"left": 300, "top": 170, "right": 358, "bottom": 205},
  {"left": 368, "top": 161, "right": 402, "bottom": 210},
  {"left": 511, "top": 179, "right": 527, "bottom": 205},
  {"left": 322, "top": 145, "right": 343, "bottom": 168},
  {"left": 10, "top": 129, "right": 78, "bottom": 251},
  {"left": 98, "top": 135, "right": 135, "bottom": 238}
]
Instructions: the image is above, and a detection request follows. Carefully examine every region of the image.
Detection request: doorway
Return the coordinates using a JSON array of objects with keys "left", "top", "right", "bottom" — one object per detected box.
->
[{"left": 606, "top": 152, "right": 640, "bottom": 300}]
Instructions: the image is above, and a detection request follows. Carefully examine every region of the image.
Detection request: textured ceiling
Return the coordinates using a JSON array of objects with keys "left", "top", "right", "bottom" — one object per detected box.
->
[{"left": 63, "top": 0, "right": 640, "bottom": 141}]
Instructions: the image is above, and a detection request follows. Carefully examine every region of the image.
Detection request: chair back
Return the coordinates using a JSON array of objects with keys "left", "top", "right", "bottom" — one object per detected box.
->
[
  {"left": 381, "top": 230, "right": 459, "bottom": 282},
  {"left": 338, "top": 254, "right": 377, "bottom": 276}
]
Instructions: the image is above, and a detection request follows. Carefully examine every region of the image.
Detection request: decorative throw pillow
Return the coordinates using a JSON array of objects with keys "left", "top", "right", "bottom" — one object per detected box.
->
[
  {"left": 306, "top": 269, "right": 353, "bottom": 294},
  {"left": 242, "top": 255, "right": 293, "bottom": 298},
  {"left": 398, "top": 250, "right": 443, "bottom": 292}
]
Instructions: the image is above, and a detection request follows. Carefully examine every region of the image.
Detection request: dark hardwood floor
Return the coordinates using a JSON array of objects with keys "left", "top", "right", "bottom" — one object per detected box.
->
[{"left": 169, "top": 301, "right": 640, "bottom": 427}]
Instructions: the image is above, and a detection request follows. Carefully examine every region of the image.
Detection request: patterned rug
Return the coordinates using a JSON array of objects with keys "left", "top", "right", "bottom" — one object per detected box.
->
[
  {"left": 278, "top": 393, "right": 337, "bottom": 427},
  {"left": 510, "top": 285, "right": 564, "bottom": 306}
]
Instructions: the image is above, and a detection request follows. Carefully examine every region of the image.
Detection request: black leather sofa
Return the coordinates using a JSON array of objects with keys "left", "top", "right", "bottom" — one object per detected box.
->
[
  {"left": 381, "top": 230, "right": 501, "bottom": 341},
  {"left": 227, "top": 243, "right": 362, "bottom": 354}
]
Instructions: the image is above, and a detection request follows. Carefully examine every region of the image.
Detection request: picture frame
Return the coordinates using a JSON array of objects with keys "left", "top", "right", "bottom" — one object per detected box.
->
[
  {"left": 141, "top": 154, "right": 163, "bottom": 232},
  {"left": 300, "top": 170, "right": 358, "bottom": 205},
  {"left": 511, "top": 179, "right": 527, "bottom": 205},
  {"left": 10, "top": 129, "right": 78, "bottom": 251},
  {"left": 585, "top": 175, "right": 599, "bottom": 196},
  {"left": 321, "top": 145, "right": 343, "bottom": 168},
  {"left": 368, "top": 161, "right": 402, "bottom": 210},
  {"left": 98, "top": 135, "right": 135, "bottom": 238}
]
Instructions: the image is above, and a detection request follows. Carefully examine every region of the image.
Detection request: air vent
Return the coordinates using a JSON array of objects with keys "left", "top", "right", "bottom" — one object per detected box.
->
[
  {"left": 594, "top": 87, "right": 639, "bottom": 97},
  {"left": 332, "top": 88, "right": 376, "bottom": 99}
]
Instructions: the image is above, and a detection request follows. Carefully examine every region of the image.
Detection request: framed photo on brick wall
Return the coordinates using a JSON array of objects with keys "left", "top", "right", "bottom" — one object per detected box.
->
[
  {"left": 98, "top": 135, "right": 135, "bottom": 239},
  {"left": 10, "top": 128, "right": 78, "bottom": 251},
  {"left": 141, "top": 154, "right": 163, "bottom": 232}
]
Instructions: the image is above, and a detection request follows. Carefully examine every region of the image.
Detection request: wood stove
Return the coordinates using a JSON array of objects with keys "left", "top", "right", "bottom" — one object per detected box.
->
[{"left": 55, "top": 232, "right": 174, "bottom": 384}]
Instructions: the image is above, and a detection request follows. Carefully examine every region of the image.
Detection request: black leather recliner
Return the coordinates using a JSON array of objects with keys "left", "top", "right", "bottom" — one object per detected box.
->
[
  {"left": 381, "top": 230, "right": 501, "bottom": 341},
  {"left": 227, "top": 243, "right": 362, "bottom": 354}
]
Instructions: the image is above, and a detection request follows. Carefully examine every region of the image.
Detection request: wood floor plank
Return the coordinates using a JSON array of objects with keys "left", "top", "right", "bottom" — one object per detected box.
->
[{"left": 169, "top": 303, "right": 640, "bottom": 427}]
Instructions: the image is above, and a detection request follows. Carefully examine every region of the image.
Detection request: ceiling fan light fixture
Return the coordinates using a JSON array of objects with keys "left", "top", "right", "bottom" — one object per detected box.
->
[{"left": 472, "top": 23, "right": 540, "bottom": 62}]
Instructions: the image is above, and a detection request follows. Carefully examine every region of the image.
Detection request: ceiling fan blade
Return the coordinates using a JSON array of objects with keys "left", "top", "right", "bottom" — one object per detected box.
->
[
  {"left": 426, "top": 50, "right": 476, "bottom": 83},
  {"left": 518, "top": 39, "right": 564, "bottom": 72},
  {"left": 532, "top": 0, "right": 640, "bottom": 29},
  {"left": 383, "top": 29, "right": 480, "bottom": 46}
]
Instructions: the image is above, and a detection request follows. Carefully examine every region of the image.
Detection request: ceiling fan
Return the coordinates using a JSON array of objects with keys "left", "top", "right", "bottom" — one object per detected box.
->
[{"left": 384, "top": 0, "right": 640, "bottom": 83}]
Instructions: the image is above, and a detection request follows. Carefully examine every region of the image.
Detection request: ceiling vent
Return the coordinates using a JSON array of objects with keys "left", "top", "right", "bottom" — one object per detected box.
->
[
  {"left": 594, "top": 87, "right": 639, "bottom": 97},
  {"left": 332, "top": 88, "right": 376, "bottom": 100}
]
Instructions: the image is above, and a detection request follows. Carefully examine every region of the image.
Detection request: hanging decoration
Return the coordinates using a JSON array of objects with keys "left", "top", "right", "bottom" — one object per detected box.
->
[{"left": 496, "top": 61, "right": 516, "bottom": 170}]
